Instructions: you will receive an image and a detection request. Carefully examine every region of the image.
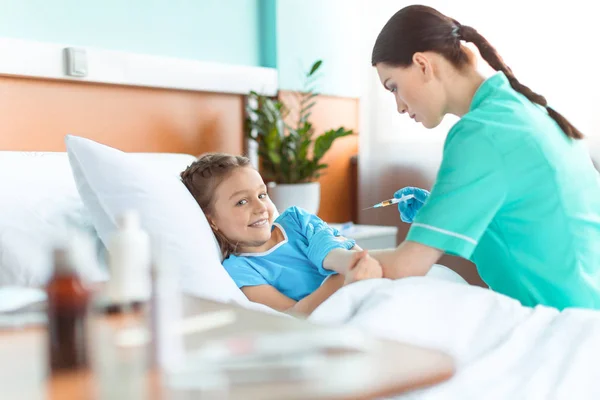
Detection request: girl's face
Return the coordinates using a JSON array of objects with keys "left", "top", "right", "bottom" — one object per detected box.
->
[
  {"left": 208, "top": 166, "right": 276, "bottom": 252},
  {"left": 375, "top": 53, "right": 447, "bottom": 129}
]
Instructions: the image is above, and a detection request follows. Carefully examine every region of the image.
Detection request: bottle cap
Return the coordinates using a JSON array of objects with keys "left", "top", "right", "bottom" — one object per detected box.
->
[
  {"left": 51, "top": 233, "right": 98, "bottom": 277},
  {"left": 52, "top": 248, "right": 76, "bottom": 276}
]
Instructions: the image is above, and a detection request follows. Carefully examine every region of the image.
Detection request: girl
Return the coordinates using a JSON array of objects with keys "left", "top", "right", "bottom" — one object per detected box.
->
[
  {"left": 368, "top": 5, "right": 600, "bottom": 310},
  {"left": 180, "top": 153, "right": 382, "bottom": 315}
]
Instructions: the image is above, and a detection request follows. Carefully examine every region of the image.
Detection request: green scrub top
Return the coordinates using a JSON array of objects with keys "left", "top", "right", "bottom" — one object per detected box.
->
[{"left": 407, "top": 72, "right": 600, "bottom": 310}]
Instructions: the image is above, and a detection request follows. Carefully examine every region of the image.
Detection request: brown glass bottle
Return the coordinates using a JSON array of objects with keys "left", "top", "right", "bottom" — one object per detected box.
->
[{"left": 46, "top": 248, "right": 91, "bottom": 372}]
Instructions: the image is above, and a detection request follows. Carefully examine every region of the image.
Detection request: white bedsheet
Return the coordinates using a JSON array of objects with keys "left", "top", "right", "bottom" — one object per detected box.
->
[{"left": 309, "top": 277, "right": 600, "bottom": 399}]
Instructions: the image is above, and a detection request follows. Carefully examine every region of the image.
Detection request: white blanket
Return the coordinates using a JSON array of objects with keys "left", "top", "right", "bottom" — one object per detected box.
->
[{"left": 309, "top": 275, "right": 600, "bottom": 399}]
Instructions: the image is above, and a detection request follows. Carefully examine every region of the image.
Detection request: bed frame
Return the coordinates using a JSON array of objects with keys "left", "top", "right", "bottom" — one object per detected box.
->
[{"left": 0, "top": 39, "right": 358, "bottom": 222}]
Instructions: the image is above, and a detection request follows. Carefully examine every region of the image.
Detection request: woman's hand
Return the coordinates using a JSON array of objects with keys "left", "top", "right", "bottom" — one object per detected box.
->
[
  {"left": 394, "top": 187, "right": 429, "bottom": 223},
  {"left": 344, "top": 250, "right": 383, "bottom": 286}
]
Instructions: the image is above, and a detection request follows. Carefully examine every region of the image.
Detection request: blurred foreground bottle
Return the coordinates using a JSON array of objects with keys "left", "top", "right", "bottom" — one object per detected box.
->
[
  {"left": 149, "top": 248, "right": 184, "bottom": 373},
  {"left": 46, "top": 247, "right": 91, "bottom": 372},
  {"left": 105, "top": 210, "right": 151, "bottom": 313}
]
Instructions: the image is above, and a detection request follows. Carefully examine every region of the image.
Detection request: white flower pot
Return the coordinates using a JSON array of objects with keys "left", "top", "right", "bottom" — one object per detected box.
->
[{"left": 267, "top": 182, "right": 321, "bottom": 215}]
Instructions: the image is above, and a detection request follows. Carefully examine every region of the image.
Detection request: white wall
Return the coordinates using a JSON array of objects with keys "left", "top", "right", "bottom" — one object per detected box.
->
[
  {"left": 276, "top": 0, "right": 363, "bottom": 97},
  {"left": 358, "top": 0, "right": 599, "bottom": 283}
]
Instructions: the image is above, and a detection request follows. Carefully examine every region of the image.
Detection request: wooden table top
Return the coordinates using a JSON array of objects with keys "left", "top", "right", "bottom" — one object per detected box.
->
[{"left": 0, "top": 296, "right": 454, "bottom": 400}]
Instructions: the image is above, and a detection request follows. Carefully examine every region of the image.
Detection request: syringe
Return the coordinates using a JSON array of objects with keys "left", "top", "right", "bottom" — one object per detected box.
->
[{"left": 362, "top": 194, "right": 415, "bottom": 210}]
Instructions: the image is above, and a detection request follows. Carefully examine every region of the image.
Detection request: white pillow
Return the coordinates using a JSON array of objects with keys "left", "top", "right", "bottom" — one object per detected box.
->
[
  {"left": 65, "top": 135, "right": 248, "bottom": 305},
  {"left": 0, "top": 152, "right": 106, "bottom": 286}
]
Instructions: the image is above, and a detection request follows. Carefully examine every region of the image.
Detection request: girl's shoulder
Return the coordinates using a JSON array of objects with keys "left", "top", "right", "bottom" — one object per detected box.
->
[
  {"left": 222, "top": 253, "right": 252, "bottom": 268},
  {"left": 273, "top": 206, "right": 302, "bottom": 228},
  {"left": 275, "top": 206, "right": 302, "bottom": 220},
  {"left": 275, "top": 206, "right": 316, "bottom": 225}
]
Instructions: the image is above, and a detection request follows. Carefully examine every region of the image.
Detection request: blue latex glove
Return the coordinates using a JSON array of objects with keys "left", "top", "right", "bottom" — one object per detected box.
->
[{"left": 394, "top": 187, "right": 430, "bottom": 223}]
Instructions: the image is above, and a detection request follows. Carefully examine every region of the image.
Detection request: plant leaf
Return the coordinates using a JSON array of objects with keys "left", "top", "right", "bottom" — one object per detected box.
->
[
  {"left": 313, "top": 127, "right": 353, "bottom": 164},
  {"left": 300, "top": 101, "right": 317, "bottom": 114},
  {"left": 309, "top": 60, "right": 323, "bottom": 76},
  {"left": 300, "top": 92, "right": 319, "bottom": 104}
]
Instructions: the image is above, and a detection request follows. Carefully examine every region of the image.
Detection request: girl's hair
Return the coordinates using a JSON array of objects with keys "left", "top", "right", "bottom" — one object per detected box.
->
[
  {"left": 371, "top": 5, "right": 583, "bottom": 139},
  {"left": 180, "top": 153, "right": 251, "bottom": 258}
]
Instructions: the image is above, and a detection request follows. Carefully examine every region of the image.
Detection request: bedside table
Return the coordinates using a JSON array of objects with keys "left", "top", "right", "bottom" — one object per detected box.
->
[
  {"left": 2, "top": 296, "right": 455, "bottom": 399},
  {"left": 328, "top": 223, "right": 398, "bottom": 250}
]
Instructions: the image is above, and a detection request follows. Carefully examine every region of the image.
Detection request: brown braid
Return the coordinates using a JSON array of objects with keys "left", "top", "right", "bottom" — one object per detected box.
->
[
  {"left": 180, "top": 153, "right": 251, "bottom": 258},
  {"left": 371, "top": 5, "right": 584, "bottom": 139}
]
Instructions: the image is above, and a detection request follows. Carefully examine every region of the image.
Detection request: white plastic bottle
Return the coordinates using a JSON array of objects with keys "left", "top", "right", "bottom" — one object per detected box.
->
[
  {"left": 106, "top": 210, "right": 151, "bottom": 307},
  {"left": 150, "top": 248, "right": 184, "bottom": 373}
]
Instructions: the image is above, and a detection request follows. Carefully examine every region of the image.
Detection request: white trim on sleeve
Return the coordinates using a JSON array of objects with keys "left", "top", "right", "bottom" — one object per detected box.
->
[{"left": 411, "top": 223, "right": 477, "bottom": 245}]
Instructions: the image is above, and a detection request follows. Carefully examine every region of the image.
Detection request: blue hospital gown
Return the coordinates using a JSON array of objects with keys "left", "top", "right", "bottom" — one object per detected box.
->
[{"left": 223, "top": 206, "right": 356, "bottom": 301}]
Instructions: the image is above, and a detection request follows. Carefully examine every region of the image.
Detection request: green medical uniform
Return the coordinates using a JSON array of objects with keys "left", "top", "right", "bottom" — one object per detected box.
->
[{"left": 407, "top": 72, "right": 600, "bottom": 310}]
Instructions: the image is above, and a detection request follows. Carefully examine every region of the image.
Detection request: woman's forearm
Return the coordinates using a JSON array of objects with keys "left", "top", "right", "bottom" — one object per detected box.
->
[
  {"left": 287, "top": 274, "right": 344, "bottom": 316},
  {"left": 369, "top": 241, "right": 443, "bottom": 279}
]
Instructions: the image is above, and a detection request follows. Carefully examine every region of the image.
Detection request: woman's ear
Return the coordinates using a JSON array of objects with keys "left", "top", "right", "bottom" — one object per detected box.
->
[{"left": 412, "top": 52, "right": 434, "bottom": 81}]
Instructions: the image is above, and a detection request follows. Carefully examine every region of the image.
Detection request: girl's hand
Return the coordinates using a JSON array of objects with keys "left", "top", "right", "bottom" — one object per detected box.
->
[{"left": 344, "top": 250, "right": 383, "bottom": 286}]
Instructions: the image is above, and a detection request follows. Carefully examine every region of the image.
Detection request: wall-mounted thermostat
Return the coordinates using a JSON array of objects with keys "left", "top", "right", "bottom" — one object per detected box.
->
[{"left": 63, "top": 47, "right": 88, "bottom": 77}]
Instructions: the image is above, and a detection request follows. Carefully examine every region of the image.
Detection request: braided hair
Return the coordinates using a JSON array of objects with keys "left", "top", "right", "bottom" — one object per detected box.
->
[
  {"left": 371, "top": 5, "right": 583, "bottom": 139},
  {"left": 180, "top": 153, "right": 251, "bottom": 258}
]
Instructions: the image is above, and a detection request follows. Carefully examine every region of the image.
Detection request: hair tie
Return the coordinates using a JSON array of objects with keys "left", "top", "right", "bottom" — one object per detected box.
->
[{"left": 452, "top": 25, "right": 461, "bottom": 39}]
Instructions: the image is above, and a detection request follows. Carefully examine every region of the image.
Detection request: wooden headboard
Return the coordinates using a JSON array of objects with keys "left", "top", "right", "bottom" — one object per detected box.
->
[{"left": 0, "top": 75, "right": 245, "bottom": 155}]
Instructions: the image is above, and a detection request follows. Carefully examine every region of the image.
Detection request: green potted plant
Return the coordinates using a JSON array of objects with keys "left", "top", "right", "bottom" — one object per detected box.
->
[{"left": 245, "top": 60, "right": 353, "bottom": 214}]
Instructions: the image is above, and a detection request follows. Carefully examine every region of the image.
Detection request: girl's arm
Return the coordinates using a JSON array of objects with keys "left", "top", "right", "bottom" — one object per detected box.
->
[
  {"left": 289, "top": 274, "right": 344, "bottom": 316},
  {"left": 241, "top": 285, "right": 296, "bottom": 312},
  {"left": 287, "top": 207, "right": 359, "bottom": 275},
  {"left": 323, "top": 247, "right": 364, "bottom": 275},
  {"left": 241, "top": 274, "right": 344, "bottom": 316}
]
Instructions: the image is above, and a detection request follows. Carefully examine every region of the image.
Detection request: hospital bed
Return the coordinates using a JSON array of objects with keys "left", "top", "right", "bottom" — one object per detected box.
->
[{"left": 2, "top": 143, "right": 600, "bottom": 399}]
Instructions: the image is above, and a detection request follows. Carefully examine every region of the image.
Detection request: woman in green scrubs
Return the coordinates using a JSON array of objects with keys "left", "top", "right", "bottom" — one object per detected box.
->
[{"left": 369, "top": 5, "right": 600, "bottom": 310}]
